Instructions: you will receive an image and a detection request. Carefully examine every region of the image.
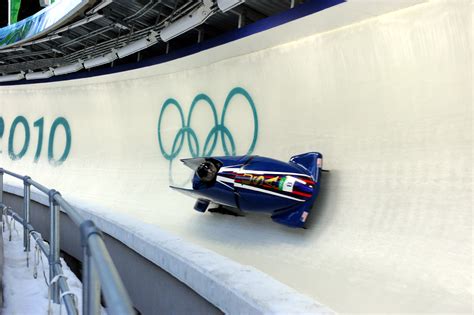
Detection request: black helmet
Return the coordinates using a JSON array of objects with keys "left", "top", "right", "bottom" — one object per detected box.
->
[{"left": 196, "top": 161, "right": 218, "bottom": 182}]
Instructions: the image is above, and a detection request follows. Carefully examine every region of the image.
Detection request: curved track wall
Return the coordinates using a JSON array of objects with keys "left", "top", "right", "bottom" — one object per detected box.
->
[{"left": 0, "top": 0, "right": 471, "bottom": 312}]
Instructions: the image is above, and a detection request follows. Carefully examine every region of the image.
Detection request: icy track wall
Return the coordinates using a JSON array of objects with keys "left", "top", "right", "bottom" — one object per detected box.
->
[{"left": 0, "top": 0, "right": 471, "bottom": 313}]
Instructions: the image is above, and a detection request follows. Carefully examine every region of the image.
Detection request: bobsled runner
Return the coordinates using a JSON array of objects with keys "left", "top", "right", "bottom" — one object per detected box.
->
[{"left": 171, "top": 152, "right": 324, "bottom": 228}]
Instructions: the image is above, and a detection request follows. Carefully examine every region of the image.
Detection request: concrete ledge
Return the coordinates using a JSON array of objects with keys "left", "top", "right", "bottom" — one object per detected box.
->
[{"left": 3, "top": 182, "right": 332, "bottom": 314}]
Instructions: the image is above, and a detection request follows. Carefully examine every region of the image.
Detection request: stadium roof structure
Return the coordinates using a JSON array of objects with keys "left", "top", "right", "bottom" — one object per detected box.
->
[{"left": 0, "top": 0, "right": 305, "bottom": 81}]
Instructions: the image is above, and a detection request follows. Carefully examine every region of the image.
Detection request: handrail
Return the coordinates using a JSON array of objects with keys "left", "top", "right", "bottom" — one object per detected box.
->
[
  {"left": 28, "top": 178, "right": 50, "bottom": 195},
  {"left": 2, "top": 169, "right": 23, "bottom": 180},
  {"left": 0, "top": 167, "right": 135, "bottom": 315},
  {"left": 54, "top": 194, "right": 85, "bottom": 227}
]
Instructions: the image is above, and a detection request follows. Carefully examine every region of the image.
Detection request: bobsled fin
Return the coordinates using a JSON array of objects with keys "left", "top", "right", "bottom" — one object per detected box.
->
[
  {"left": 170, "top": 185, "right": 204, "bottom": 199},
  {"left": 180, "top": 157, "right": 207, "bottom": 170},
  {"left": 289, "top": 152, "right": 322, "bottom": 181},
  {"left": 271, "top": 203, "right": 310, "bottom": 228},
  {"left": 181, "top": 157, "right": 224, "bottom": 171},
  {"left": 171, "top": 186, "right": 211, "bottom": 212}
]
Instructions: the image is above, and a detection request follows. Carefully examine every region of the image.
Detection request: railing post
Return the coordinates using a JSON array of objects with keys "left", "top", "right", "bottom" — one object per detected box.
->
[
  {"left": 23, "top": 176, "right": 31, "bottom": 266},
  {"left": 83, "top": 247, "right": 101, "bottom": 315},
  {"left": 49, "top": 189, "right": 61, "bottom": 304},
  {"left": 81, "top": 220, "right": 101, "bottom": 315}
]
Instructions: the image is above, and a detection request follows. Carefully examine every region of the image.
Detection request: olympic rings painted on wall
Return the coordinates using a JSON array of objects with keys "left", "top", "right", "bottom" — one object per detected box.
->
[{"left": 157, "top": 87, "right": 258, "bottom": 161}]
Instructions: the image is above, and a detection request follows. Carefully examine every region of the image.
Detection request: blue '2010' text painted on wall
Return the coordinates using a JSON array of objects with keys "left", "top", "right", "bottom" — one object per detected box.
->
[{"left": 0, "top": 116, "right": 71, "bottom": 166}]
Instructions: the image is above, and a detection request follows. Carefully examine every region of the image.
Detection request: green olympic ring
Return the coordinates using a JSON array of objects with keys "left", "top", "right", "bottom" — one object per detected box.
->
[{"left": 157, "top": 87, "right": 258, "bottom": 160}]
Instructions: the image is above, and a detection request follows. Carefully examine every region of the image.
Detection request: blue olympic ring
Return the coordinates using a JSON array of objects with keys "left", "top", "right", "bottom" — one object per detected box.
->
[{"left": 157, "top": 87, "right": 258, "bottom": 161}]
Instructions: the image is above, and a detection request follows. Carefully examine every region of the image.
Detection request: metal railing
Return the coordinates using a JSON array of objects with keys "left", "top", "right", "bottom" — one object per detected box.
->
[{"left": 0, "top": 168, "right": 135, "bottom": 315}]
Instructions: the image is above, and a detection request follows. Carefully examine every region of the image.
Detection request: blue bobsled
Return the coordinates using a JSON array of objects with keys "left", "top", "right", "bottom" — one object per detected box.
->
[{"left": 171, "top": 152, "right": 324, "bottom": 228}]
